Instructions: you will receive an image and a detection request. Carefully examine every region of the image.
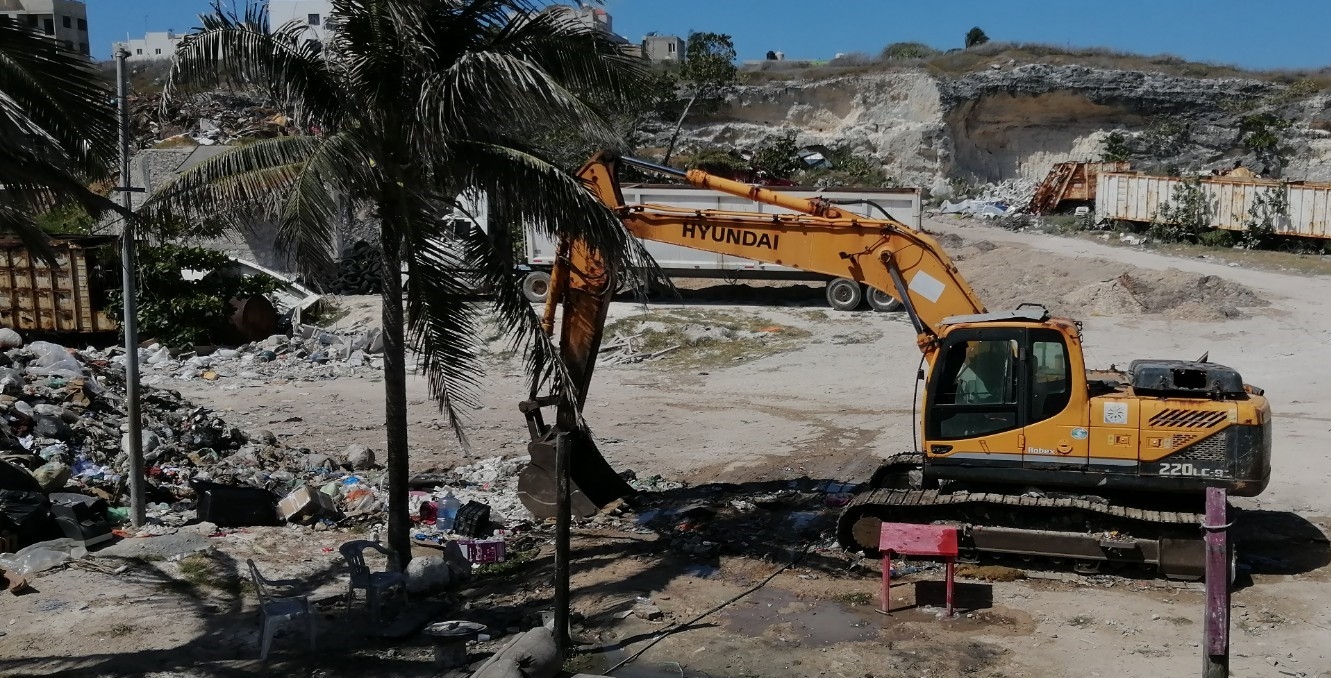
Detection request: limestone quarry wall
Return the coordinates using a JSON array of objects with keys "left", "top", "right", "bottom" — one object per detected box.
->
[{"left": 660, "top": 64, "right": 1331, "bottom": 194}]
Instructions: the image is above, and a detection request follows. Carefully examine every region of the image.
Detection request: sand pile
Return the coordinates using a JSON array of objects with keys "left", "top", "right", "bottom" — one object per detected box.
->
[{"left": 947, "top": 237, "right": 1269, "bottom": 321}]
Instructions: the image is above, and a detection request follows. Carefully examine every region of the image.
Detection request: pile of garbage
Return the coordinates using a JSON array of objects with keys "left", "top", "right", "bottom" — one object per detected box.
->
[
  {"left": 135, "top": 323, "right": 385, "bottom": 386},
  {"left": 408, "top": 457, "right": 532, "bottom": 559},
  {"left": 131, "top": 91, "right": 296, "bottom": 150},
  {"left": 0, "top": 332, "right": 396, "bottom": 556},
  {"left": 975, "top": 177, "right": 1039, "bottom": 207}
]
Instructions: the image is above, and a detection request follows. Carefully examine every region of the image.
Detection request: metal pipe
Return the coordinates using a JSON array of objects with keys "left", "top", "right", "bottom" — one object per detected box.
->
[
  {"left": 115, "top": 48, "right": 145, "bottom": 528},
  {"left": 619, "top": 155, "right": 687, "bottom": 179}
]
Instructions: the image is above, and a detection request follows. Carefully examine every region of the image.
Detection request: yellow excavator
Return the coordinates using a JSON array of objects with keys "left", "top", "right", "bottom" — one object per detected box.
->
[{"left": 516, "top": 153, "right": 1272, "bottom": 579}]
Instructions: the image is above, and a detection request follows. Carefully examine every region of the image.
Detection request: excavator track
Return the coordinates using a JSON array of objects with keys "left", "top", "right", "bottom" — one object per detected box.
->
[{"left": 837, "top": 454, "right": 1212, "bottom": 580}]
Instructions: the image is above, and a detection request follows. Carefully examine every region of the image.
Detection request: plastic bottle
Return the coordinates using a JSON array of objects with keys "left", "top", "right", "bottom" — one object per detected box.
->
[{"left": 438, "top": 492, "right": 461, "bottom": 531}]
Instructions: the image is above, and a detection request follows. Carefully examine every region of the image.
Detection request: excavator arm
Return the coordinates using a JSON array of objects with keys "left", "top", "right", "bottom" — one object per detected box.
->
[
  {"left": 580, "top": 154, "right": 987, "bottom": 348},
  {"left": 516, "top": 152, "right": 987, "bottom": 518}
]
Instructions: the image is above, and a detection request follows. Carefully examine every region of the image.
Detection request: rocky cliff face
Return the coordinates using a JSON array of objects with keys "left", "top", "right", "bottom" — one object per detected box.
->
[{"left": 659, "top": 63, "right": 1331, "bottom": 194}]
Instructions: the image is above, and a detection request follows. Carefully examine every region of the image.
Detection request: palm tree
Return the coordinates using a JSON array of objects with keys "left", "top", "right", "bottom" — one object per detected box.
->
[
  {"left": 141, "top": 0, "right": 653, "bottom": 560},
  {"left": 0, "top": 16, "right": 120, "bottom": 250}
]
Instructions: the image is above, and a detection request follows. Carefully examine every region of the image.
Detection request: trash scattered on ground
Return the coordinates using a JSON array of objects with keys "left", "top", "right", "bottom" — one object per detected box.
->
[
  {"left": 940, "top": 199, "right": 1013, "bottom": 218},
  {"left": 0, "top": 329, "right": 399, "bottom": 563},
  {"left": 138, "top": 323, "right": 384, "bottom": 386}
]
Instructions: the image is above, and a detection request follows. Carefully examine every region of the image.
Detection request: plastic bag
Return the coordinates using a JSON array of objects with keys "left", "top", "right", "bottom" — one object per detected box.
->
[
  {"left": 25, "top": 341, "right": 85, "bottom": 378},
  {"left": 0, "top": 538, "right": 86, "bottom": 577}
]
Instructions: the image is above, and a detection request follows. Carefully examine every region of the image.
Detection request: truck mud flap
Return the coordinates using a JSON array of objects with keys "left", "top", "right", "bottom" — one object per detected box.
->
[{"left": 517, "top": 427, "right": 635, "bottom": 520}]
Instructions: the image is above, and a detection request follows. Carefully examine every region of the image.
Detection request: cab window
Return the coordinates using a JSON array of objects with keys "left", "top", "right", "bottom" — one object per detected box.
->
[
  {"left": 1030, "top": 336, "right": 1071, "bottom": 422},
  {"left": 931, "top": 338, "right": 1019, "bottom": 439}
]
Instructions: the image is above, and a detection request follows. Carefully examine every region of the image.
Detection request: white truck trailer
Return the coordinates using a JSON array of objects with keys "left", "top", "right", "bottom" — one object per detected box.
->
[{"left": 458, "top": 183, "right": 923, "bottom": 311}]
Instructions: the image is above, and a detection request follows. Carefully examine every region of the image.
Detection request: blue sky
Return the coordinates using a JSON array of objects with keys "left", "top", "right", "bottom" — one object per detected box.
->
[{"left": 90, "top": 0, "right": 1331, "bottom": 71}]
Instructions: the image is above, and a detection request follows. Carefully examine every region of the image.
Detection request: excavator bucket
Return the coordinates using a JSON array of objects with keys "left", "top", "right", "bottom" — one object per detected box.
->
[
  {"left": 513, "top": 192, "right": 637, "bottom": 520},
  {"left": 516, "top": 400, "right": 635, "bottom": 519}
]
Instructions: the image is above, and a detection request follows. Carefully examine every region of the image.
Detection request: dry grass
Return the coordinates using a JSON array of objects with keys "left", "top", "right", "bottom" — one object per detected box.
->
[
  {"left": 954, "top": 564, "right": 1027, "bottom": 582},
  {"left": 602, "top": 308, "right": 811, "bottom": 371},
  {"left": 1080, "top": 233, "right": 1331, "bottom": 275},
  {"left": 153, "top": 136, "right": 198, "bottom": 149},
  {"left": 742, "top": 41, "right": 1331, "bottom": 94}
]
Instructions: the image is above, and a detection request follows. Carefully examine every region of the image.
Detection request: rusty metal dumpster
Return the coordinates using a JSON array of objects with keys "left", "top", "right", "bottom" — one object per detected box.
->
[{"left": 0, "top": 236, "right": 118, "bottom": 334}]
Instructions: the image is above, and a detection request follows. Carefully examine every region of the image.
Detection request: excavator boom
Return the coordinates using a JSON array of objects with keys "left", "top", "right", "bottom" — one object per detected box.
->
[{"left": 580, "top": 154, "right": 988, "bottom": 348}]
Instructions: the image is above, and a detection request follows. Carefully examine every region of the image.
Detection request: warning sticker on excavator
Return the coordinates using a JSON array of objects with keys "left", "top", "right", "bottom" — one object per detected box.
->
[
  {"left": 909, "top": 271, "right": 946, "bottom": 304},
  {"left": 1103, "top": 402, "right": 1129, "bottom": 425}
]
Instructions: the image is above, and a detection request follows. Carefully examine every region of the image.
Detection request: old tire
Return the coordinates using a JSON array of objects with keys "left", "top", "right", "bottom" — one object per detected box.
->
[
  {"left": 825, "top": 278, "right": 863, "bottom": 311},
  {"left": 866, "top": 287, "right": 903, "bottom": 312},
  {"left": 521, "top": 270, "right": 551, "bottom": 304}
]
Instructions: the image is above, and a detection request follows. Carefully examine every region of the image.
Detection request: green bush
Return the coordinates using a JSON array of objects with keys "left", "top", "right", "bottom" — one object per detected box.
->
[
  {"left": 106, "top": 244, "right": 281, "bottom": 348},
  {"left": 881, "top": 42, "right": 939, "bottom": 60},
  {"left": 1197, "top": 230, "right": 1236, "bottom": 248},
  {"left": 1150, "top": 176, "right": 1210, "bottom": 243},
  {"left": 1240, "top": 183, "right": 1289, "bottom": 249}
]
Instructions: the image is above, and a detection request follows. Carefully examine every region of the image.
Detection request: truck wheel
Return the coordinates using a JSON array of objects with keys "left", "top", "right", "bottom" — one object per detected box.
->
[
  {"left": 866, "top": 287, "right": 903, "bottom": 312},
  {"left": 522, "top": 271, "right": 552, "bottom": 304},
  {"left": 825, "top": 278, "right": 863, "bottom": 311}
]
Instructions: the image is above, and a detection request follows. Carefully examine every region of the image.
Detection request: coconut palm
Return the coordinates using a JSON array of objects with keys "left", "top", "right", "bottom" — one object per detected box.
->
[
  {"left": 141, "top": 0, "right": 653, "bottom": 560},
  {"left": 0, "top": 16, "right": 119, "bottom": 249}
]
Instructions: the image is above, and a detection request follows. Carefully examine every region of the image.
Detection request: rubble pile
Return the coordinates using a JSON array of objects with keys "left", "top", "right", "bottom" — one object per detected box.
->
[
  {"left": 975, "top": 177, "right": 1039, "bottom": 207},
  {"left": 0, "top": 334, "right": 395, "bottom": 548},
  {"left": 130, "top": 91, "right": 296, "bottom": 150},
  {"left": 137, "top": 323, "right": 385, "bottom": 386},
  {"left": 409, "top": 457, "right": 532, "bottom": 547}
]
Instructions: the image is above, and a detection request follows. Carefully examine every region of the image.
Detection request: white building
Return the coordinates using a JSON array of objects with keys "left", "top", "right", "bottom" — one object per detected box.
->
[
  {"left": 113, "top": 31, "right": 182, "bottom": 62},
  {"left": 0, "top": 0, "right": 90, "bottom": 57},
  {"left": 642, "top": 34, "right": 683, "bottom": 62},
  {"left": 268, "top": 0, "right": 335, "bottom": 42},
  {"left": 548, "top": 4, "right": 611, "bottom": 34}
]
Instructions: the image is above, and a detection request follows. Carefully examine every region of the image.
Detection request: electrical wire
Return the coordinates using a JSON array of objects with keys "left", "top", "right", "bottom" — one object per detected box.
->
[
  {"left": 912, "top": 352, "right": 927, "bottom": 453},
  {"left": 603, "top": 545, "right": 809, "bottom": 675}
]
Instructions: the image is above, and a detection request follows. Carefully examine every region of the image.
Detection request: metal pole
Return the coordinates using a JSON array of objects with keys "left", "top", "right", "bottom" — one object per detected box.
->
[
  {"left": 115, "top": 48, "right": 146, "bottom": 528},
  {"left": 1202, "top": 486, "right": 1230, "bottom": 678},
  {"left": 553, "top": 431, "right": 571, "bottom": 658}
]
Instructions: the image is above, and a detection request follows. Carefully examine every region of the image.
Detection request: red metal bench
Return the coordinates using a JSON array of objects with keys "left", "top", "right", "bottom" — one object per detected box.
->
[{"left": 879, "top": 522, "right": 958, "bottom": 617}]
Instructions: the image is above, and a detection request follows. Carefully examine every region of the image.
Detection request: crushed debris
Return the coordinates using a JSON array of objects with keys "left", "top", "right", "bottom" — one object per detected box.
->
[{"left": 947, "top": 235, "right": 1269, "bottom": 321}]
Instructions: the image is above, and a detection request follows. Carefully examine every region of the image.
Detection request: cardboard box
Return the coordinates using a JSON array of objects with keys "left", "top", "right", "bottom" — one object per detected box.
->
[
  {"left": 456, "top": 538, "right": 505, "bottom": 564},
  {"left": 278, "top": 484, "right": 339, "bottom": 522}
]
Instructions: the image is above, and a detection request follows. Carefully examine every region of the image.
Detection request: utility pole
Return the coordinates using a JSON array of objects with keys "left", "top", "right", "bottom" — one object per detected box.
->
[
  {"left": 115, "top": 47, "right": 146, "bottom": 528},
  {"left": 553, "top": 432, "right": 572, "bottom": 658}
]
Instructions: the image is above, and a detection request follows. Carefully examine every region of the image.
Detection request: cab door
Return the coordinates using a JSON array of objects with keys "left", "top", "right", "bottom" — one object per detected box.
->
[
  {"left": 924, "top": 328, "right": 1026, "bottom": 469},
  {"left": 1021, "top": 329, "right": 1089, "bottom": 469}
]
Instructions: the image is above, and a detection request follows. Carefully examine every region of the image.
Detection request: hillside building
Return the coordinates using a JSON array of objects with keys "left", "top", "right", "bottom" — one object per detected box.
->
[
  {"left": 113, "top": 31, "right": 182, "bottom": 62},
  {"left": 268, "top": 0, "right": 336, "bottom": 42},
  {"left": 0, "top": 0, "right": 90, "bottom": 57}
]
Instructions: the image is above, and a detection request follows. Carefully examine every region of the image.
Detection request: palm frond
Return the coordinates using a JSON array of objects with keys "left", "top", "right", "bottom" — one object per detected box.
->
[
  {"left": 0, "top": 17, "right": 117, "bottom": 178},
  {"left": 403, "top": 203, "right": 485, "bottom": 443},
  {"left": 416, "top": 50, "right": 622, "bottom": 151},
  {"left": 436, "top": 141, "right": 663, "bottom": 396},
  {"left": 493, "top": 3, "right": 649, "bottom": 103},
  {"left": 166, "top": 1, "right": 344, "bottom": 129},
  {"left": 274, "top": 130, "right": 374, "bottom": 275},
  {"left": 139, "top": 134, "right": 323, "bottom": 231}
]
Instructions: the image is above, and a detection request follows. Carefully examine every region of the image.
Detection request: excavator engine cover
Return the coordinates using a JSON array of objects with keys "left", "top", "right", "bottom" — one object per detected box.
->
[{"left": 1129, "top": 360, "right": 1246, "bottom": 399}]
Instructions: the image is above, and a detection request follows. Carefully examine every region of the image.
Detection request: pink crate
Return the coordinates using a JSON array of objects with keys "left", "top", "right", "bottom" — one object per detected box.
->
[{"left": 457, "top": 538, "right": 505, "bottom": 564}]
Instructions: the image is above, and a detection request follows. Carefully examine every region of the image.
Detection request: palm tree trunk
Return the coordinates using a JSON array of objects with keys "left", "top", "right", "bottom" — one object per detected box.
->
[
  {"left": 379, "top": 221, "right": 411, "bottom": 564},
  {"left": 661, "top": 91, "right": 698, "bottom": 166}
]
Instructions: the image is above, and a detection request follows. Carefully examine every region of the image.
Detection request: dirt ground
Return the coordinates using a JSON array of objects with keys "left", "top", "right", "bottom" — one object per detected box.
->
[{"left": 4, "top": 218, "right": 1331, "bottom": 677}]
